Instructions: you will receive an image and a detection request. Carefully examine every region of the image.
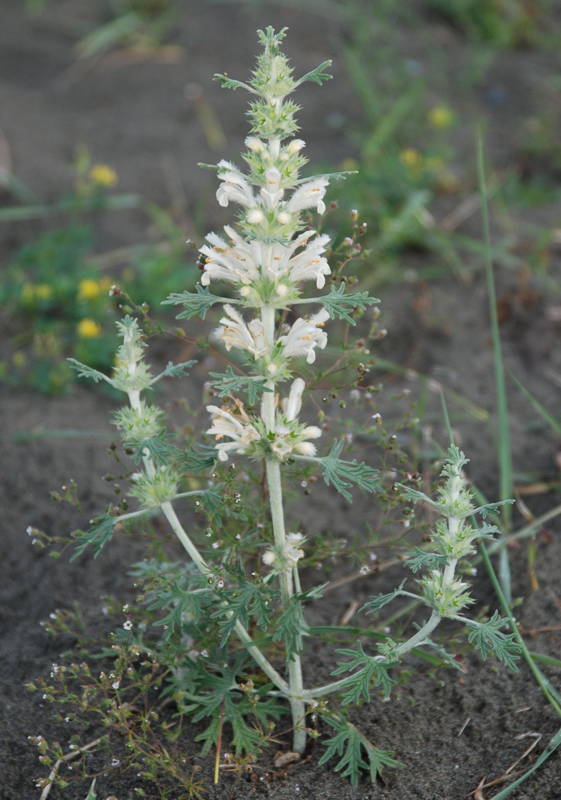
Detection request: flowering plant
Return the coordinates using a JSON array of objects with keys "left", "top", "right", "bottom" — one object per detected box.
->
[{"left": 63, "top": 27, "right": 520, "bottom": 786}]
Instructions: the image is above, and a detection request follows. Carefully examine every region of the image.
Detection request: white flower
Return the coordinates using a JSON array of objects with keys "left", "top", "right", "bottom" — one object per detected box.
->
[
  {"left": 284, "top": 533, "right": 305, "bottom": 566},
  {"left": 216, "top": 304, "right": 268, "bottom": 359},
  {"left": 216, "top": 161, "right": 258, "bottom": 209},
  {"left": 270, "top": 379, "right": 322, "bottom": 460},
  {"left": 260, "top": 167, "right": 284, "bottom": 209},
  {"left": 245, "top": 136, "right": 265, "bottom": 152},
  {"left": 206, "top": 403, "right": 260, "bottom": 462},
  {"left": 286, "top": 139, "right": 305, "bottom": 155},
  {"left": 266, "top": 230, "right": 331, "bottom": 289},
  {"left": 262, "top": 533, "right": 304, "bottom": 569},
  {"left": 282, "top": 377, "right": 306, "bottom": 421},
  {"left": 278, "top": 309, "right": 329, "bottom": 363},
  {"left": 285, "top": 177, "right": 329, "bottom": 215},
  {"left": 200, "top": 226, "right": 261, "bottom": 287},
  {"left": 200, "top": 225, "right": 331, "bottom": 293}
]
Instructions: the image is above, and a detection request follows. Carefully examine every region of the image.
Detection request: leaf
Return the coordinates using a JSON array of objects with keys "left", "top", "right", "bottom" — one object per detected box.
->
[
  {"left": 422, "top": 637, "right": 466, "bottom": 671},
  {"left": 396, "top": 484, "right": 436, "bottom": 507},
  {"left": 149, "top": 582, "right": 205, "bottom": 641},
  {"left": 406, "top": 548, "right": 449, "bottom": 574},
  {"left": 295, "top": 60, "right": 333, "bottom": 87},
  {"left": 158, "top": 360, "right": 197, "bottom": 379},
  {"left": 178, "top": 444, "right": 218, "bottom": 474},
  {"left": 208, "top": 366, "right": 272, "bottom": 405},
  {"left": 67, "top": 359, "right": 111, "bottom": 385},
  {"left": 71, "top": 513, "right": 118, "bottom": 559},
  {"left": 465, "top": 611, "right": 521, "bottom": 671},
  {"left": 211, "top": 581, "right": 273, "bottom": 648},
  {"left": 230, "top": 712, "right": 262, "bottom": 754},
  {"left": 272, "top": 595, "right": 310, "bottom": 659},
  {"left": 213, "top": 74, "right": 257, "bottom": 94},
  {"left": 126, "top": 432, "right": 181, "bottom": 466},
  {"left": 194, "top": 714, "right": 221, "bottom": 756},
  {"left": 319, "top": 712, "right": 404, "bottom": 786},
  {"left": 83, "top": 779, "right": 97, "bottom": 800},
  {"left": 316, "top": 439, "right": 383, "bottom": 502},
  {"left": 361, "top": 581, "right": 405, "bottom": 613},
  {"left": 318, "top": 283, "right": 379, "bottom": 325},
  {"left": 163, "top": 285, "right": 226, "bottom": 320},
  {"left": 473, "top": 499, "right": 515, "bottom": 519},
  {"left": 331, "top": 641, "right": 397, "bottom": 705}
]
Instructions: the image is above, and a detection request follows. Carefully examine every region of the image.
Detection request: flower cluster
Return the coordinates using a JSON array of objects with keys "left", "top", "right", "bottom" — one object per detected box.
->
[
  {"left": 206, "top": 379, "right": 322, "bottom": 462},
  {"left": 192, "top": 28, "right": 337, "bottom": 471}
]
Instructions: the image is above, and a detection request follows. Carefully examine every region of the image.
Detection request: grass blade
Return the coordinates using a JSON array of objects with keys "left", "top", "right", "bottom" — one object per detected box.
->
[{"left": 477, "top": 133, "right": 513, "bottom": 603}]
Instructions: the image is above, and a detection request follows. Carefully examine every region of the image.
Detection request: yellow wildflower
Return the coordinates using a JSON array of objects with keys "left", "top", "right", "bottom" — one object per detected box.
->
[
  {"left": 400, "top": 148, "right": 422, "bottom": 168},
  {"left": 428, "top": 106, "right": 453, "bottom": 129},
  {"left": 21, "top": 283, "right": 53, "bottom": 303},
  {"left": 78, "top": 278, "right": 102, "bottom": 301},
  {"left": 77, "top": 318, "right": 102, "bottom": 338},
  {"left": 89, "top": 164, "right": 118, "bottom": 187}
]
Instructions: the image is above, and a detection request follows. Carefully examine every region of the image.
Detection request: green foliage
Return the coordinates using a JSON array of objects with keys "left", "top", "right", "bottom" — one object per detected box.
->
[
  {"left": 318, "top": 283, "right": 379, "bottom": 325},
  {"left": 177, "top": 444, "right": 218, "bottom": 474},
  {"left": 211, "top": 577, "right": 275, "bottom": 647},
  {"left": 319, "top": 712, "right": 404, "bottom": 786},
  {"left": 331, "top": 641, "right": 398, "bottom": 705},
  {"left": 71, "top": 511, "right": 120, "bottom": 559},
  {"left": 361, "top": 581, "right": 407, "bottom": 613},
  {"left": 465, "top": 611, "right": 521, "bottom": 671},
  {"left": 163, "top": 285, "right": 227, "bottom": 320},
  {"left": 176, "top": 657, "right": 284, "bottom": 757},
  {"left": 208, "top": 366, "right": 273, "bottom": 405},
  {"left": 406, "top": 547, "right": 449, "bottom": 573},
  {"left": 314, "top": 439, "right": 383, "bottom": 502}
]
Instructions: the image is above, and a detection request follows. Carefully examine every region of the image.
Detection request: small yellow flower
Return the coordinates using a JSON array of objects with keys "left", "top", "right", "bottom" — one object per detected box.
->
[
  {"left": 78, "top": 278, "right": 102, "bottom": 301},
  {"left": 77, "top": 318, "right": 102, "bottom": 338},
  {"left": 428, "top": 106, "right": 453, "bottom": 129},
  {"left": 400, "top": 148, "right": 422, "bottom": 168},
  {"left": 22, "top": 283, "right": 53, "bottom": 303},
  {"left": 89, "top": 164, "right": 118, "bottom": 187}
]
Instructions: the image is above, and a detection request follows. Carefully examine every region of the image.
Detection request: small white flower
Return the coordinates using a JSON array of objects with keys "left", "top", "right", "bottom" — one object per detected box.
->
[
  {"left": 285, "top": 177, "right": 329, "bottom": 215},
  {"left": 278, "top": 309, "right": 329, "bottom": 364},
  {"left": 112, "top": 680, "right": 120, "bottom": 690},
  {"left": 123, "top": 620, "right": 133, "bottom": 631},
  {"left": 245, "top": 136, "right": 265, "bottom": 152},
  {"left": 216, "top": 304, "right": 268, "bottom": 359},
  {"left": 284, "top": 533, "right": 304, "bottom": 567},
  {"left": 200, "top": 227, "right": 261, "bottom": 287},
  {"left": 286, "top": 139, "right": 305, "bottom": 155},
  {"left": 206, "top": 403, "right": 260, "bottom": 462},
  {"left": 262, "top": 550, "right": 277, "bottom": 566},
  {"left": 216, "top": 162, "right": 258, "bottom": 209},
  {"left": 270, "top": 379, "right": 322, "bottom": 460},
  {"left": 283, "top": 378, "right": 306, "bottom": 421},
  {"left": 260, "top": 167, "right": 284, "bottom": 209},
  {"left": 266, "top": 230, "right": 331, "bottom": 289}
]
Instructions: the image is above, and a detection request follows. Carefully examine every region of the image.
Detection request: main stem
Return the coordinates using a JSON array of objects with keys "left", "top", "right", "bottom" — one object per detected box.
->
[{"left": 261, "top": 303, "right": 307, "bottom": 754}]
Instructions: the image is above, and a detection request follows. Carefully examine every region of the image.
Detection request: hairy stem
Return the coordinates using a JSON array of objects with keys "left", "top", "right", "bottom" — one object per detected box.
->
[{"left": 261, "top": 302, "right": 307, "bottom": 754}]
